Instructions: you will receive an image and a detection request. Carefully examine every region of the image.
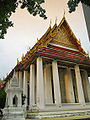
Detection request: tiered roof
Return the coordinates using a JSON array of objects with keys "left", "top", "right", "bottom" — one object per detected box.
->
[{"left": 3, "top": 16, "right": 90, "bottom": 86}]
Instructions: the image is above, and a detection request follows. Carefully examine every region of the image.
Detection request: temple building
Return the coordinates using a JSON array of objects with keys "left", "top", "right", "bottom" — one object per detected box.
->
[{"left": 3, "top": 15, "right": 90, "bottom": 118}]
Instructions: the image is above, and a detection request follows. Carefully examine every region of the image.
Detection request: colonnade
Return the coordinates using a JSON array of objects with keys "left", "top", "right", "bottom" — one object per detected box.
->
[{"left": 16, "top": 57, "right": 90, "bottom": 110}]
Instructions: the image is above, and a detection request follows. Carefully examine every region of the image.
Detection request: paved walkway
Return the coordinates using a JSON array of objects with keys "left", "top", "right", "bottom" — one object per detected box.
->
[{"left": 26, "top": 115, "right": 90, "bottom": 120}]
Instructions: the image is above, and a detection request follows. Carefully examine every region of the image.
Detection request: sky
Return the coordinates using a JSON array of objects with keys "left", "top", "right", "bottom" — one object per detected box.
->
[{"left": 0, "top": 0, "right": 90, "bottom": 79}]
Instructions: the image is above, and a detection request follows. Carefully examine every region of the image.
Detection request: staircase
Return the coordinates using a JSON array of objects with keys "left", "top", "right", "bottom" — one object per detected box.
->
[{"left": 26, "top": 109, "right": 90, "bottom": 119}]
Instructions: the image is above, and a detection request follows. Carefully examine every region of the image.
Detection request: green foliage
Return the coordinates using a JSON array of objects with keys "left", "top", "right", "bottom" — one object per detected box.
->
[
  {"left": 0, "top": 0, "right": 47, "bottom": 39},
  {"left": 0, "top": 89, "right": 6, "bottom": 109},
  {"left": 67, "top": 0, "right": 90, "bottom": 13}
]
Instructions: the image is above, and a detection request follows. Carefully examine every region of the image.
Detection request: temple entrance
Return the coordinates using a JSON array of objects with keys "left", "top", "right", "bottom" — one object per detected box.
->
[{"left": 13, "top": 95, "right": 18, "bottom": 107}]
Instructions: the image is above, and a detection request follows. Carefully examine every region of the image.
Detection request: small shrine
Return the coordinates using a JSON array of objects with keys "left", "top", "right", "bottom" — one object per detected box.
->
[{"left": 3, "top": 71, "right": 25, "bottom": 120}]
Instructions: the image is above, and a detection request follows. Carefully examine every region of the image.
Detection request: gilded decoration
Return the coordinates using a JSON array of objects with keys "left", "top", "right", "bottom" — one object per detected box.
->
[
  {"left": 17, "top": 58, "right": 19, "bottom": 65},
  {"left": 51, "top": 25, "right": 78, "bottom": 49}
]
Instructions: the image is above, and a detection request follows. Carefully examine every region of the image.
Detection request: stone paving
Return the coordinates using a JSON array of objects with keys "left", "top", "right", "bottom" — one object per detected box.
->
[{"left": 26, "top": 115, "right": 90, "bottom": 120}]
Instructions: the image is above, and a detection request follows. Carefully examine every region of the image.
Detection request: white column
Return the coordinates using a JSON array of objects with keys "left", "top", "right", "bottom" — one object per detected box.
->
[
  {"left": 52, "top": 61, "right": 61, "bottom": 107},
  {"left": 19, "top": 71, "right": 23, "bottom": 88},
  {"left": 75, "top": 65, "right": 85, "bottom": 105},
  {"left": 37, "top": 57, "right": 44, "bottom": 109},
  {"left": 44, "top": 64, "right": 53, "bottom": 104},
  {"left": 23, "top": 71, "right": 28, "bottom": 106},
  {"left": 30, "top": 64, "right": 35, "bottom": 108}
]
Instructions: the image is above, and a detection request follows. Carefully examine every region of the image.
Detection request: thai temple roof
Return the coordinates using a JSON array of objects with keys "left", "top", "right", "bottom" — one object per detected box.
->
[{"left": 3, "top": 15, "right": 90, "bottom": 87}]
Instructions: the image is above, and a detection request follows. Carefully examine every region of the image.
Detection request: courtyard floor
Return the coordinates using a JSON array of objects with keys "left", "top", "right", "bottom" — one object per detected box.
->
[{"left": 26, "top": 115, "right": 90, "bottom": 120}]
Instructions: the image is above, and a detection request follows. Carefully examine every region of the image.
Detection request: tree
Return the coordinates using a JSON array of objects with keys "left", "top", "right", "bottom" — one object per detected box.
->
[
  {"left": 0, "top": 89, "right": 6, "bottom": 109},
  {"left": 67, "top": 0, "right": 90, "bottom": 13},
  {"left": 0, "top": 0, "right": 47, "bottom": 39}
]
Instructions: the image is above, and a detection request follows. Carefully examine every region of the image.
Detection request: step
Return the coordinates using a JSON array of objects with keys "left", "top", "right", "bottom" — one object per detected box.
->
[{"left": 26, "top": 109, "right": 90, "bottom": 119}]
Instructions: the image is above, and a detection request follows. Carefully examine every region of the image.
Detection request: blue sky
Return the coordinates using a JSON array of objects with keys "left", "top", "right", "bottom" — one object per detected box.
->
[{"left": 0, "top": 0, "right": 90, "bottom": 79}]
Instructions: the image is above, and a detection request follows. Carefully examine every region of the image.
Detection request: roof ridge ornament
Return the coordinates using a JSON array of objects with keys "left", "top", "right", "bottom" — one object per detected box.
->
[
  {"left": 17, "top": 58, "right": 19, "bottom": 65},
  {"left": 63, "top": 9, "right": 66, "bottom": 18},
  {"left": 49, "top": 19, "right": 52, "bottom": 27},
  {"left": 79, "top": 39, "right": 81, "bottom": 45},
  {"left": 37, "top": 38, "right": 39, "bottom": 42},
  {"left": 29, "top": 47, "right": 31, "bottom": 51},
  {"left": 22, "top": 53, "right": 24, "bottom": 60},
  {"left": 87, "top": 51, "right": 89, "bottom": 57},
  {"left": 55, "top": 17, "right": 57, "bottom": 25}
]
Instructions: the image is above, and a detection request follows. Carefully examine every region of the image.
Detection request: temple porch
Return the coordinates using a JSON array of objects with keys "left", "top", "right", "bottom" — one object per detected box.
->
[{"left": 15, "top": 57, "right": 90, "bottom": 115}]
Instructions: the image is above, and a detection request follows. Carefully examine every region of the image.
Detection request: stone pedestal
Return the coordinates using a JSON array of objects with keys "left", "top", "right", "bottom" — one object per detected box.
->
[{"left": 3, "top": 108, "right": 25, "bottom": 120}]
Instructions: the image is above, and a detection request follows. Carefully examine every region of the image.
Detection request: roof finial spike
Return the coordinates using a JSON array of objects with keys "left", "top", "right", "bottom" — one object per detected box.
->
[
  {"left": 37, "top": 38, "right": 39, "bottom": 42},
  {"left": 17, "top": 58, "right": 19, "bottom": 65},
  {"left": 88, "top": 51, "right": 89, "bottom": 56},
  {"left": 63, "top": 9, "right": 65, "bottom": 18},
  {"left": 49, "top": 19, "right": 52, "bottom": 27},
  {"left": 79, "top": 39, "right": 81, "bottom": 45},
  {"left": 55, "top": 17, "right": 57, "bottom": 25},
  {"left": 22, "top": 53, "right": 24, "bottom": 60},
  {"left": 29, "top": 47, "right": 31, "bottom": 51},
  {"left": 86, "top": 51, "right": 89, "bottom": 57}
]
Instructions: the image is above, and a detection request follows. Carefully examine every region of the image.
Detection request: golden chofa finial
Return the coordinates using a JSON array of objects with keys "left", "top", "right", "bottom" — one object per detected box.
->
[
  {"left": 86, "top": 51, "right": 89, "bottom": 57},
  {"left": 29, "top": 47, "right": 31, "bottom": 51},
  {"left": 55, "top": 17, "right": 57, "bottom": 25},
  {"left": 79, "top": 39, "right": 81, "bottom": 45},
  {"left": 63, "top": 9, "right": 66, "bottom": 18},
  {"left": 37, "top": 38, "right": 39, "bottom": 42},
  {"left": 17, "top": 58, "right": 19, "bottom": 65},
  {"left": 27, "top": 47, "right": 30, "bottom": 52},
  {"left": 22, "top": 53, "right": 24, "bottom": 60},
  {"left": 49, "top": 19, "right": 52, "bottom": 27}
]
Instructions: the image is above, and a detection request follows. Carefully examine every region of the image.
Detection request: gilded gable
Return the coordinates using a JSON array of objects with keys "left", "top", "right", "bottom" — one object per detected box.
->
[{"left": 51, "top": 25, "right": 78, "bottom": 49}]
